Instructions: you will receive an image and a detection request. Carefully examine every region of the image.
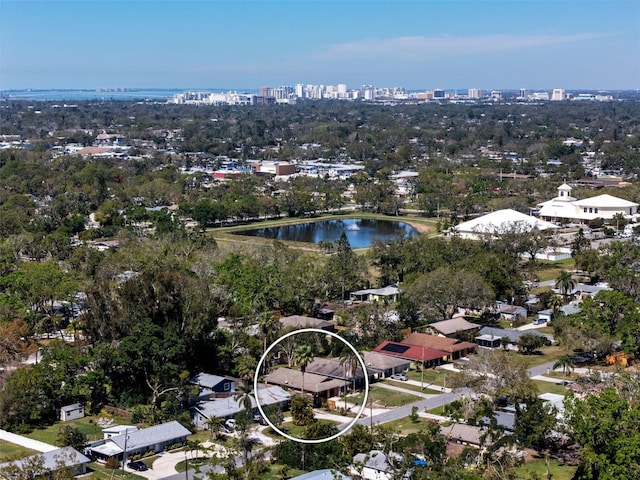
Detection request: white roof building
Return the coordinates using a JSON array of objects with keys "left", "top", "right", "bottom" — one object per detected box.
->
[
  {"left": 537, "top": 184, "right": 638, "bottom": 223},
  {"left": 449, "top": 209, "right": 557, "bottom": 240}
]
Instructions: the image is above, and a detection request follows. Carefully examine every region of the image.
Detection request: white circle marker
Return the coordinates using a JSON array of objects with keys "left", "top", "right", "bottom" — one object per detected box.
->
[{"left": 253, "top": 328, "right": 370, "bottom": 444}]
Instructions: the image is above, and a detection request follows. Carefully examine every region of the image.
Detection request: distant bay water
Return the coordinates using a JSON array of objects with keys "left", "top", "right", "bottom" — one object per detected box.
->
[{"left": 0, "top": 88, "right": 258, "bottom": 101}]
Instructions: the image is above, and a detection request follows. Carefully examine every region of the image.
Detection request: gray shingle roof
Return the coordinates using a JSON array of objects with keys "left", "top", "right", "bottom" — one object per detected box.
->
[{"left": 109, "top": 421, "right": 190, "bottom": 451}]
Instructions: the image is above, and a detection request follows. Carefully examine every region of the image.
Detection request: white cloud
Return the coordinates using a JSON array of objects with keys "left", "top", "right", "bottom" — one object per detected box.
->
[{"left": 317, "top": 33, "right": 608, "bottom": 62}]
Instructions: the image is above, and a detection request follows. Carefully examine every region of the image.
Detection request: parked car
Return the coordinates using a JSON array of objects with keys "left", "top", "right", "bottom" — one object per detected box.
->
[
  {"left": 390, "top": 373, "right": 409, "bottom": 381},
  {"left": 253, "top": 414, "right": 267, "bottom": 425},
  {"left": 127, "top": 461, "right": 148, "bottom": 471}
]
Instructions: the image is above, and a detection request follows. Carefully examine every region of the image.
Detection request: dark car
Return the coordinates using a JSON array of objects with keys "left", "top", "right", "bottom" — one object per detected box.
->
[
  {"left": 127, "top": 461, "right": 148, "bottom": 471},
  {"left": 253, "top": 414, "right": 267, "bottom": 425}
]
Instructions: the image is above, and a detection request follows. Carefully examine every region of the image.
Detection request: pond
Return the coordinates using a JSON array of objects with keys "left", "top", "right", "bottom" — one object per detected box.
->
[{"left": 235, "top": 218, "right": 419, "bottom": 248}]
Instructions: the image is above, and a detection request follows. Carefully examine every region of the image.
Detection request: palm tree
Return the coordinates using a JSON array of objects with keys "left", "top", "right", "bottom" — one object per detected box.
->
[
  {"left": 548, "top": 294, "right": 564, "bottom": 314},
  {"left": 204, "top": 415, "right": 223, "bottom": 440},
  {"left": 555, "top": 271, "right": 576, "bottom": 301},
  {"left": 257, "top": 312, "right": 280, "bottom": 371},
  {"left": 234, "top": 385, "right": 254, "bottom": 412},
  {"left": 293, "top": 344, "right": 314, "bottom": 398},
  {"left": 553, "top": 355, "right": 575, "bottom": 385},
  {"left": 339, "top": 352, "right": 359, "bottom": 409}
]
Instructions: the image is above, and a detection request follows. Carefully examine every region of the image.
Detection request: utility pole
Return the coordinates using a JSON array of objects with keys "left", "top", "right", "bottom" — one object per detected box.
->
[
  {"left": 442, "top": 374, "right": 447, "bottom": 411},
  {"left": 421, "top": 345, "right": 425, "bottom": 390}
]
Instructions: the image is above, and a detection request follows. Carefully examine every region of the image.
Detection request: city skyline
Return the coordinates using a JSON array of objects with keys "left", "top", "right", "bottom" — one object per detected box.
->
[{"left": 1, "top": 0, "right": 638, "bottom": 91}]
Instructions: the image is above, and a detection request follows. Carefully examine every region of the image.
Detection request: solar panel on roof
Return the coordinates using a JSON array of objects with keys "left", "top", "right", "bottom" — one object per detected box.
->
[{"left": 381, "top": 343, "right": 410, "bottom": 354}]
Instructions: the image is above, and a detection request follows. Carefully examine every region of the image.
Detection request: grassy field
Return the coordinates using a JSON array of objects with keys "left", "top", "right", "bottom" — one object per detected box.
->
[
  {"left": 515, "top": 457, "right": 577, "bottom": 480},
  {"left": 25, "top": 415, "right": 126, "bottom": 444},
  {"left": 382, "top": 379, "right": 442, "bottom": 395},
  {"left": 84, "top": 462, "right": 146, "bottom": 480},
  {"left": 382, "top": 416, "right": 440, "bottom": 436},
  {"left": 0, "top": 440, "right": 39, "bottom": 462},
  {"left": 352, "top": 385, "right": 421, "bottom": 408},
  {"left": 535, "top": 258, "right": 575, "bottom": 282},
  {"left": 518, "top": 345, "right": 566, "bottom": 368},
  {"left": 263, "top": 419, "right": 339, "bottom": 440},
  {"left": 405, "top": 367, "right": 458, "bottom": 387},
  {"left": 533, "top": 380, "right": 571, "bottom": 396}
]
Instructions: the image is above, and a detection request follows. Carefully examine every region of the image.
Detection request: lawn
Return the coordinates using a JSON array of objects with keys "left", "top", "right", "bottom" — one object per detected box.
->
[
  {"left": 518, "top": 345, "right": 566, "bottom": 368},
  {"left": 25, "top": 416, "right": 117, "bottom": 444},
  {"left": 535, "top": 258, "right": 575, "bottom": 282},
  {"left": 405, "top": 367, "right": 458, "bottom": 387},
  {"left": 382, "top": 379, "right": 442, "bottom": 395},
  {"left": 85, "top": 462, "right": 146, "bottom": 480},
  {"left": 352, "top": 385, "right": 421, "bottom": 408},
  {"left": 0, "top": 440, "right": 38, "bottom": 462},
  {"left": 533, "top": 380, "right": 571, "bottom": 396},
  {"left": 264, "top": 419, "right": 340, "bottom": 440},
  {"left": 515, "top": 457, "right": 577, "bottom": 480},
  {"left": 382, "top": 417, "right": 440, "bottom": 436}
]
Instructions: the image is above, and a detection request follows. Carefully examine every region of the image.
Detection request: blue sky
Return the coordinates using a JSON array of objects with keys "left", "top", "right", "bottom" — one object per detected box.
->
[{"left": 1, "top": 0, "right": 638, "bottom": 90}]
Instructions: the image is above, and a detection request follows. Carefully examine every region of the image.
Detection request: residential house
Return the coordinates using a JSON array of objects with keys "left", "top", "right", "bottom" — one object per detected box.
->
[
  {"left": 190, "top": 373, "right": 235, "bottom": 399},
  {"left": 350, "top": 285, "right": 399, "bottom": 303},
  {"left": 373, "top": 341, "right": 445, "bottom": 368},
  {"left": 0, "top": 447, "right": 90, "bottom": 478},
  {"left": 440, "top": 423, "right": 493, "bottom": 448},
  {"left": 60, "top": 403, "right": 84, "bottom": 422},
  {"left": 263, "top": 368, "right": 344, "bottom": 407},
  {"left": 88, "top": 421, "right": 190, "bottom": 463},
  {"left": 350, "top": 450, "right": 399, "bottom": 480},
  {"left": 192, "top": 384, "right": 290, "bottom": 429},
  {"left": 402, "top": 332, "right": 477, "bottom": 361},
  {"left": 279, "top": 315, "right": 334, "bottom": 331},
  {"left": 305, "top": 357, "right": 366, "bottom": 390},
  {"left": 426, "top": 317, "right": 481, "bottom": 338},
  {"left": 496, "top": 304, "right": 528, "bottom": 324},
  {"left": 290, "top": 469, "right": 351, "bottom": 480},
  {"left": 476, "top": 326, "right": 548, "bottom": 349},
  {"left": 360, "top": 351, "right": 411, "bottom": 379},
  {"left": 103, "top": 425, "right": 138, "bottom": 439}
]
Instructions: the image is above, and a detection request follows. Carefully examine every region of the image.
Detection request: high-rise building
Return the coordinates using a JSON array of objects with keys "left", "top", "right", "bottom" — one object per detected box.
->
[
  {"left": 468, "top": 88, "right": 482, "bottom": 99},
  {"left": 551, "top": 88, "right": 565, "bottom": 101},
  {"left": 519, "top": 88, "right": 528, "bottom": 99}
]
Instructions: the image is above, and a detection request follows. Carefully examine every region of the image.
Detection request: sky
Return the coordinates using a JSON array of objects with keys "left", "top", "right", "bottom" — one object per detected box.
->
[{"left": 0, "top": 0, "right": 638, "bottom": 91}]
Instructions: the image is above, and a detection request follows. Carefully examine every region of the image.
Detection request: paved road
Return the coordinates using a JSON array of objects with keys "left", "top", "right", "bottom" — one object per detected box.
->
[
  {"left": 143, "top": 360, "right": 569, "bottom": 479},
  {"left": 0, "top": 429, "right": 58, "bottom": 452}
]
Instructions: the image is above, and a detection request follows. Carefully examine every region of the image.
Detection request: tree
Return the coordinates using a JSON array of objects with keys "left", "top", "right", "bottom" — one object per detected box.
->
[
  {"left": 339, "top": 351, "right": 359, "bottom": 408},
  {"left": 204, "top": 415, "right": 223, "bottom": 440},
  {"left": 0, "top": 319, "right": 33, "bottom": 368},
  {"left": 55, "top": 425, "right": 87, "bottom": 451},
  {"left": 555, "top": 271, "right": 575, "bottom": 301},
  {"left": 565, "top": 386, "right": 640, "bottom": 479},
  {"left": 514, "top": 398, "right": 559, "bottom": 452},
  {"left": 517, "top": 332, "right": 549, "bottom": 355},
  {"left": 458, "top": 349, "right": 536, "bottom": 403},
  {"left": 234, "top": 385, "right": 254, "bottom": 412},
  {"left": 553, "top": 355, "right": 575, "bottom": 385},
  {"left": 405, "top": 266, "right": 494, "bottom": 320},
  {"left": 325, "top": 232, "right": 361, "bottom": 302},
  {"left": 290, "top": 395, "right": 314, "bottom": 426},
  {"left": 293, "top": 344, "right": 314, "bottom": 397}
]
